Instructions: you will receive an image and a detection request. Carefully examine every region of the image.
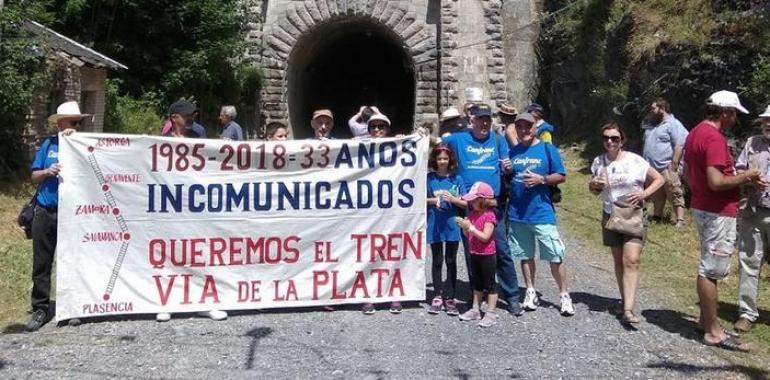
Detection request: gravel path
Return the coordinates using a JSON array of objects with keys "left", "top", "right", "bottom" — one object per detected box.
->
[{"left": 1, "top": 230, "right": 767, "bottom": 379}]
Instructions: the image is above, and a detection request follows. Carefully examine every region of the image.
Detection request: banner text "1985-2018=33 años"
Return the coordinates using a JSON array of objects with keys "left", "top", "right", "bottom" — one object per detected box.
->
[{"left": 149, "top": 142, "right": 330, "bottom": 172}]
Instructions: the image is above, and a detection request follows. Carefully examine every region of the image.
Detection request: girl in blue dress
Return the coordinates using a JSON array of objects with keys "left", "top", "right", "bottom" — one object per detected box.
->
[{"left": 426, "top": 144, "right": 466, "bottom": 315}]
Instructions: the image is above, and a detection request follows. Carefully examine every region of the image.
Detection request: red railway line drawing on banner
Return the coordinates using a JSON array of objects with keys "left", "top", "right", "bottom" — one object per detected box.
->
[{"left": 85, "top": 145, "right": 131, "bottom": 301}]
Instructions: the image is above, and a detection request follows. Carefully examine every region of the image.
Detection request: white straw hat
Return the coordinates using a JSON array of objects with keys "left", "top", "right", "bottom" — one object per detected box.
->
[{"left": 48, "top": 101, "right": 91, "bottom": 124}]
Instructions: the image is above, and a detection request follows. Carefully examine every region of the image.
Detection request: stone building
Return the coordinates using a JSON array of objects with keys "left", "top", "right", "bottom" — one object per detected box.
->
[
  {"left": 242, "top": 0, "right": 542, "bottom": 138},
  {"left": 22, "top": 20, "right": 127, "bottom": 140}
]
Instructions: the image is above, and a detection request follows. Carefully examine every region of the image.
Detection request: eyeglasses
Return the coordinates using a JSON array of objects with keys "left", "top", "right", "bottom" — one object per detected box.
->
[
  {"left": 602, "top": 135, "right": 621, "bottom": 143},
  {"left": 69, "top": 120, "right": 82, "bottom": 127}
]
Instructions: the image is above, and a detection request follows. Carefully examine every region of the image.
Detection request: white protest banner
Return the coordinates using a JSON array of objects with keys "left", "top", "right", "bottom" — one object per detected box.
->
[{"left": 55, "top": 133, "right": 427, "bottom": 321}]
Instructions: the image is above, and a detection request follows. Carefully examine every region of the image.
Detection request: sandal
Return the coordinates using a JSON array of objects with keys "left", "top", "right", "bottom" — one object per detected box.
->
[
  {"left": 696, "top": 326, "right": 739, "bottom": 338},
  {"left": 703, "top": 335, "right": 750, "bottom": 352},
  {"left": 622, "top": 310, "right": 640, "bottom": 324}
]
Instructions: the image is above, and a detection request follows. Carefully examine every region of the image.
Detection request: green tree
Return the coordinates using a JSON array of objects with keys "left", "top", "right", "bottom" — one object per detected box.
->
[
  {"left": 51, "top": 0, "right": 256, "bottom": 130},
  {"left": 0, "top": 0, "right": 53, "bottom": 176}
]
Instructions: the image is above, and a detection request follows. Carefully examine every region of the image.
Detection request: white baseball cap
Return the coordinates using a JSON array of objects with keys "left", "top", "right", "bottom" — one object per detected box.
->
[
  {"left": 759, "top": 105, "right": 770, "bottom": 118},
  {"left": 706, "top": 90, "right": 749, "bottom": 114}
]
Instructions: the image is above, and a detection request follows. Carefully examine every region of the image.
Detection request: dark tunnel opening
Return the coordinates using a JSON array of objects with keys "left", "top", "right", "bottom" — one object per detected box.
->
[{"left": 288, "top": 19, "right": 416, "bottom": 139}]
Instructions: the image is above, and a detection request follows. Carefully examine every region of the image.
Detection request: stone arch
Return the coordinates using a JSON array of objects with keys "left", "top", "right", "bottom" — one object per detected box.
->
[{"left": 260, "top": 0, "right": 438, "bottom": 138}]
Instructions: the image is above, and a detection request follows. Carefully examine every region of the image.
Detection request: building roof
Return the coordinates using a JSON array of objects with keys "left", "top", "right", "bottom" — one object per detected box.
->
[{"left": 22, "top": 20, "right": 128, "bottom": 71}]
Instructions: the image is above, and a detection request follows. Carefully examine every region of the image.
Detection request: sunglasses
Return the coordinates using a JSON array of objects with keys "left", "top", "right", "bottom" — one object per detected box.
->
[
  {"left": 69, "top": 120, "right": 82, "bottom": 127},
  {"left": 369, "top": 124, "right": 388, "bottom": 130},
  {"left": 602, "top": 135, "right": 621, "bottom": 143}
]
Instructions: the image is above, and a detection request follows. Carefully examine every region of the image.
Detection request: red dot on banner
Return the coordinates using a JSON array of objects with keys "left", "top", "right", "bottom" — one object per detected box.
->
[
  {"left": 102, "top": 184, "right": 109, "bottom": 191},
  {"left": 88, "top": 146, "right": 94, "bottom": 153},
  {"left": 103, "top": 293, "right": 110, "bottom": 301},
  {"left": 112, "top": 208, "right": 120, "bottom": 216},
  {"left": 123, "top": 233, "right": 131, "bottom": 240}
]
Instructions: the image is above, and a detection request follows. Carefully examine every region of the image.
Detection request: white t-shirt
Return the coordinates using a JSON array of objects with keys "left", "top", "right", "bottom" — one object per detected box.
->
[{"left": 590, "top": 151, "right": 650, "bottom": 214}]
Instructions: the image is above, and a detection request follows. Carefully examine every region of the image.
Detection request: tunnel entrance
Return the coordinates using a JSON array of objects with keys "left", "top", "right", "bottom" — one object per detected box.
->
[{"left": 288, "top": 19, "right": 416, "bottom": 139}]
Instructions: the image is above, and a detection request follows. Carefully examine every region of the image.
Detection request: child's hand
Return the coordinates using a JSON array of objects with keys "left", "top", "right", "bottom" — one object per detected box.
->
[
  {"left": 438, "top": 191, "right": 453, "bottom": 203},
  {"left": 455, "top": 217, "right": 470, "bottom": 230}
]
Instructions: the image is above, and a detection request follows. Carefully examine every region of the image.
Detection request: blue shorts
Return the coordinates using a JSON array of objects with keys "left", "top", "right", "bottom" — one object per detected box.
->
[{"left": 508, "top": 222, "right": 565, "bottom": 263}]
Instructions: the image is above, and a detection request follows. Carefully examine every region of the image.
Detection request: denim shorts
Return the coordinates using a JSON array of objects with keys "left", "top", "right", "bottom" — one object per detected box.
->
[
  {"left": 508, "top": 222, "right": 565, "bottom": 263},
  {"left": 693, "top": 209, "right": 736, "bottom": 280}
]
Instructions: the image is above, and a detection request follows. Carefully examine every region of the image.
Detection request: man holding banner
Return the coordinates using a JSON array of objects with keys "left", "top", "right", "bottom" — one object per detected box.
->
[
  {"left": 155, "top": 100, "right": 228, "bottom": 323},
  {"left": 26, "top": 101, "right": 87, "bottom": 332},
  {"left": 441, "top": 104, "right": 523, "bottom": 316}
]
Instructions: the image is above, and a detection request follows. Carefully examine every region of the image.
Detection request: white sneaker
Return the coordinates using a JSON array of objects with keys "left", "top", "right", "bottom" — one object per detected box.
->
[
  {"left": 198, "top": 309, "right": 228, "bottom": 321},
  {"left": 522, "top": 288, "right": 539, "bottom": 311},
  {"left": 560, "top": 293, "right": 575, "bottom": 316},
  {"left": 156, "top": 312, "right": 171, "bottom": 322}
]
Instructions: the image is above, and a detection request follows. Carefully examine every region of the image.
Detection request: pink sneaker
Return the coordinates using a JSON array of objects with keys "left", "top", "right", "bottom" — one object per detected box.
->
[
  {"left": 428, "top": 297, "right": 443, "bottom": 314},
  {"left": 445, "top": 299, "right": 459, "bottom": 316}
]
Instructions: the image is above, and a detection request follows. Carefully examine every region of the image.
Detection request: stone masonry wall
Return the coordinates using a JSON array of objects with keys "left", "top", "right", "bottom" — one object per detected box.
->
[
  {"left": 258, "top": 0, "right": 438, "bottom": 134},
  {"left": 503, "top": 0, "right": 541, "bottom": 111},
  {"left": 245, "top": 0, "right": 541, "bottom": 130}
]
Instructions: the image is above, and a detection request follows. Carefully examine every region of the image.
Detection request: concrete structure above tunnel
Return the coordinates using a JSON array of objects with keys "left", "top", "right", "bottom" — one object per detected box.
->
[{"left": 245, "top": 0, "right": 542, "bottom": 138}]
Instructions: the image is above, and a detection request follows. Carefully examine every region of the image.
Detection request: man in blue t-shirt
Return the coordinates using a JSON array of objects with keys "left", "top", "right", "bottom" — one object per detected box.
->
[
  {"left": 442, "top": 103, "right": 523, "bottom": 316},
  {"left": 506, "top": 112, "right": 574, "bottom": 316},
  {"left": 25, "top": 101, "right": 87, "bottom": 332}
]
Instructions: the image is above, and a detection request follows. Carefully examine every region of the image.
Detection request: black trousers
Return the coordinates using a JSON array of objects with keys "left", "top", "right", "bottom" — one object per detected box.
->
[
  {"left": 470, "top": 254, "right": 497, "bottom": 294},
  {"left": 31, "top": 205, "right": 57, "bottom": 312},
  {"left": 430, "top": 242, "right": 459, "bottom": 299}
]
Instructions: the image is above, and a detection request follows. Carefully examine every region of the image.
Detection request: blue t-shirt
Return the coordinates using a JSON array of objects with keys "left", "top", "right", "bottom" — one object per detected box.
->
[
  {"left": 220, "top": 120, "right": 243, "bottom": 140},
  {"left": 442, "top": 130, "right": 509, "bottom": 196},
  {"left": 188, "top": 122, "right": 206, "bottom": 138},
  {"left": 30, "top": 137, "right": 60, "bottom": 208},
  {"left": 426, "top": 172, "right": 465, "bottom": 243},
  {"left": 507, "top": 142, "right": 565, "bottom": 224}
]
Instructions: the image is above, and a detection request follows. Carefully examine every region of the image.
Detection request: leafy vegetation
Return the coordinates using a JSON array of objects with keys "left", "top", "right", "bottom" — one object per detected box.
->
[
  {"left": 0, "top": 0, "right": 262, "bottom": 175},
  {"left": 104, "top": 79, "right": 164, "bottom": 135},
  {"left": 50, "top": 0, "right": 259, "bottom": 128},
  {"left": 0, "top": 0, "right": 54, "bottom": 178},
  {"left": 539, "top": 0, "right": 770, "bottom": 157}
]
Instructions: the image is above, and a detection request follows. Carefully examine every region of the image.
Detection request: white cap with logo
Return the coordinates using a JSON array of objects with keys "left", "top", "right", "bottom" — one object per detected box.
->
[
  {"left": 759, "top": 105, "right": 770, "bottom": 118},
  {"left": 707, "top": 90, "right": 749, "bottom": 114}
]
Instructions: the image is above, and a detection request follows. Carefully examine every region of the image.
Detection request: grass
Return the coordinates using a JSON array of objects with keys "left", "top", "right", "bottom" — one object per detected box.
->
[
  {"left": 0, "top": 181, "right": 35, "bottom": 328},
  {"left": 625, "top": 0, "right": 716, "bottom": 61},
  {"left": 557, "top": 145, "right": 770, "bottom": 372}
]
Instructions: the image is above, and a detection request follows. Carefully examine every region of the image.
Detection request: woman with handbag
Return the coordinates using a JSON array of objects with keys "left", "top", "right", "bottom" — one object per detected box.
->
[{"left": 588, "top": 123, "right": 664, "bottom": 326}]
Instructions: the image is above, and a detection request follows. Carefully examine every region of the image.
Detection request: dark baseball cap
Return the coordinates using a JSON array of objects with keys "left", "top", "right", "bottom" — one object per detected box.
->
[
  {"left": 168, "top": 100, "right": 196, "bottom": 116},
  {"left": 526, "top": 103, "right": 544, "bottom": 115},
  {"left": 471, "top": 104, "right": 493, "bottom": 118},
  {"left": 514, "top": 112, "right": 536, "bottom": 125}
]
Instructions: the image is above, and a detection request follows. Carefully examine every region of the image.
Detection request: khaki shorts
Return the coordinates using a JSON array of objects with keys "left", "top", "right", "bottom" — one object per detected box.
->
[
  {"left": 660, "top": 168, "right": 685, "bottom": 208},
  {"left": 693, "top": 209, "right": 736, "bottom": 280}
]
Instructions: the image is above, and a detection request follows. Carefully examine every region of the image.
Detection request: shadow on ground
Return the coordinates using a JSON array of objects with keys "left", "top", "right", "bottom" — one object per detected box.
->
[
  {"left": 244, "top": 326, "right": 273, "bottom": 370},
  {"left": 570, "top": 291, "right": 620, "bottom": 313},
  {"left": 646, "top": 361, "right": 769, "bottom": 379},
  {"left": 2, "top": 324, "right": 25, "bottom": 334},
  {"left": 717, "top": 301, "right": 770, "bottom": 328},
  {"left": 641, "top": 309, "right": 701, "bottom": 342}
]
